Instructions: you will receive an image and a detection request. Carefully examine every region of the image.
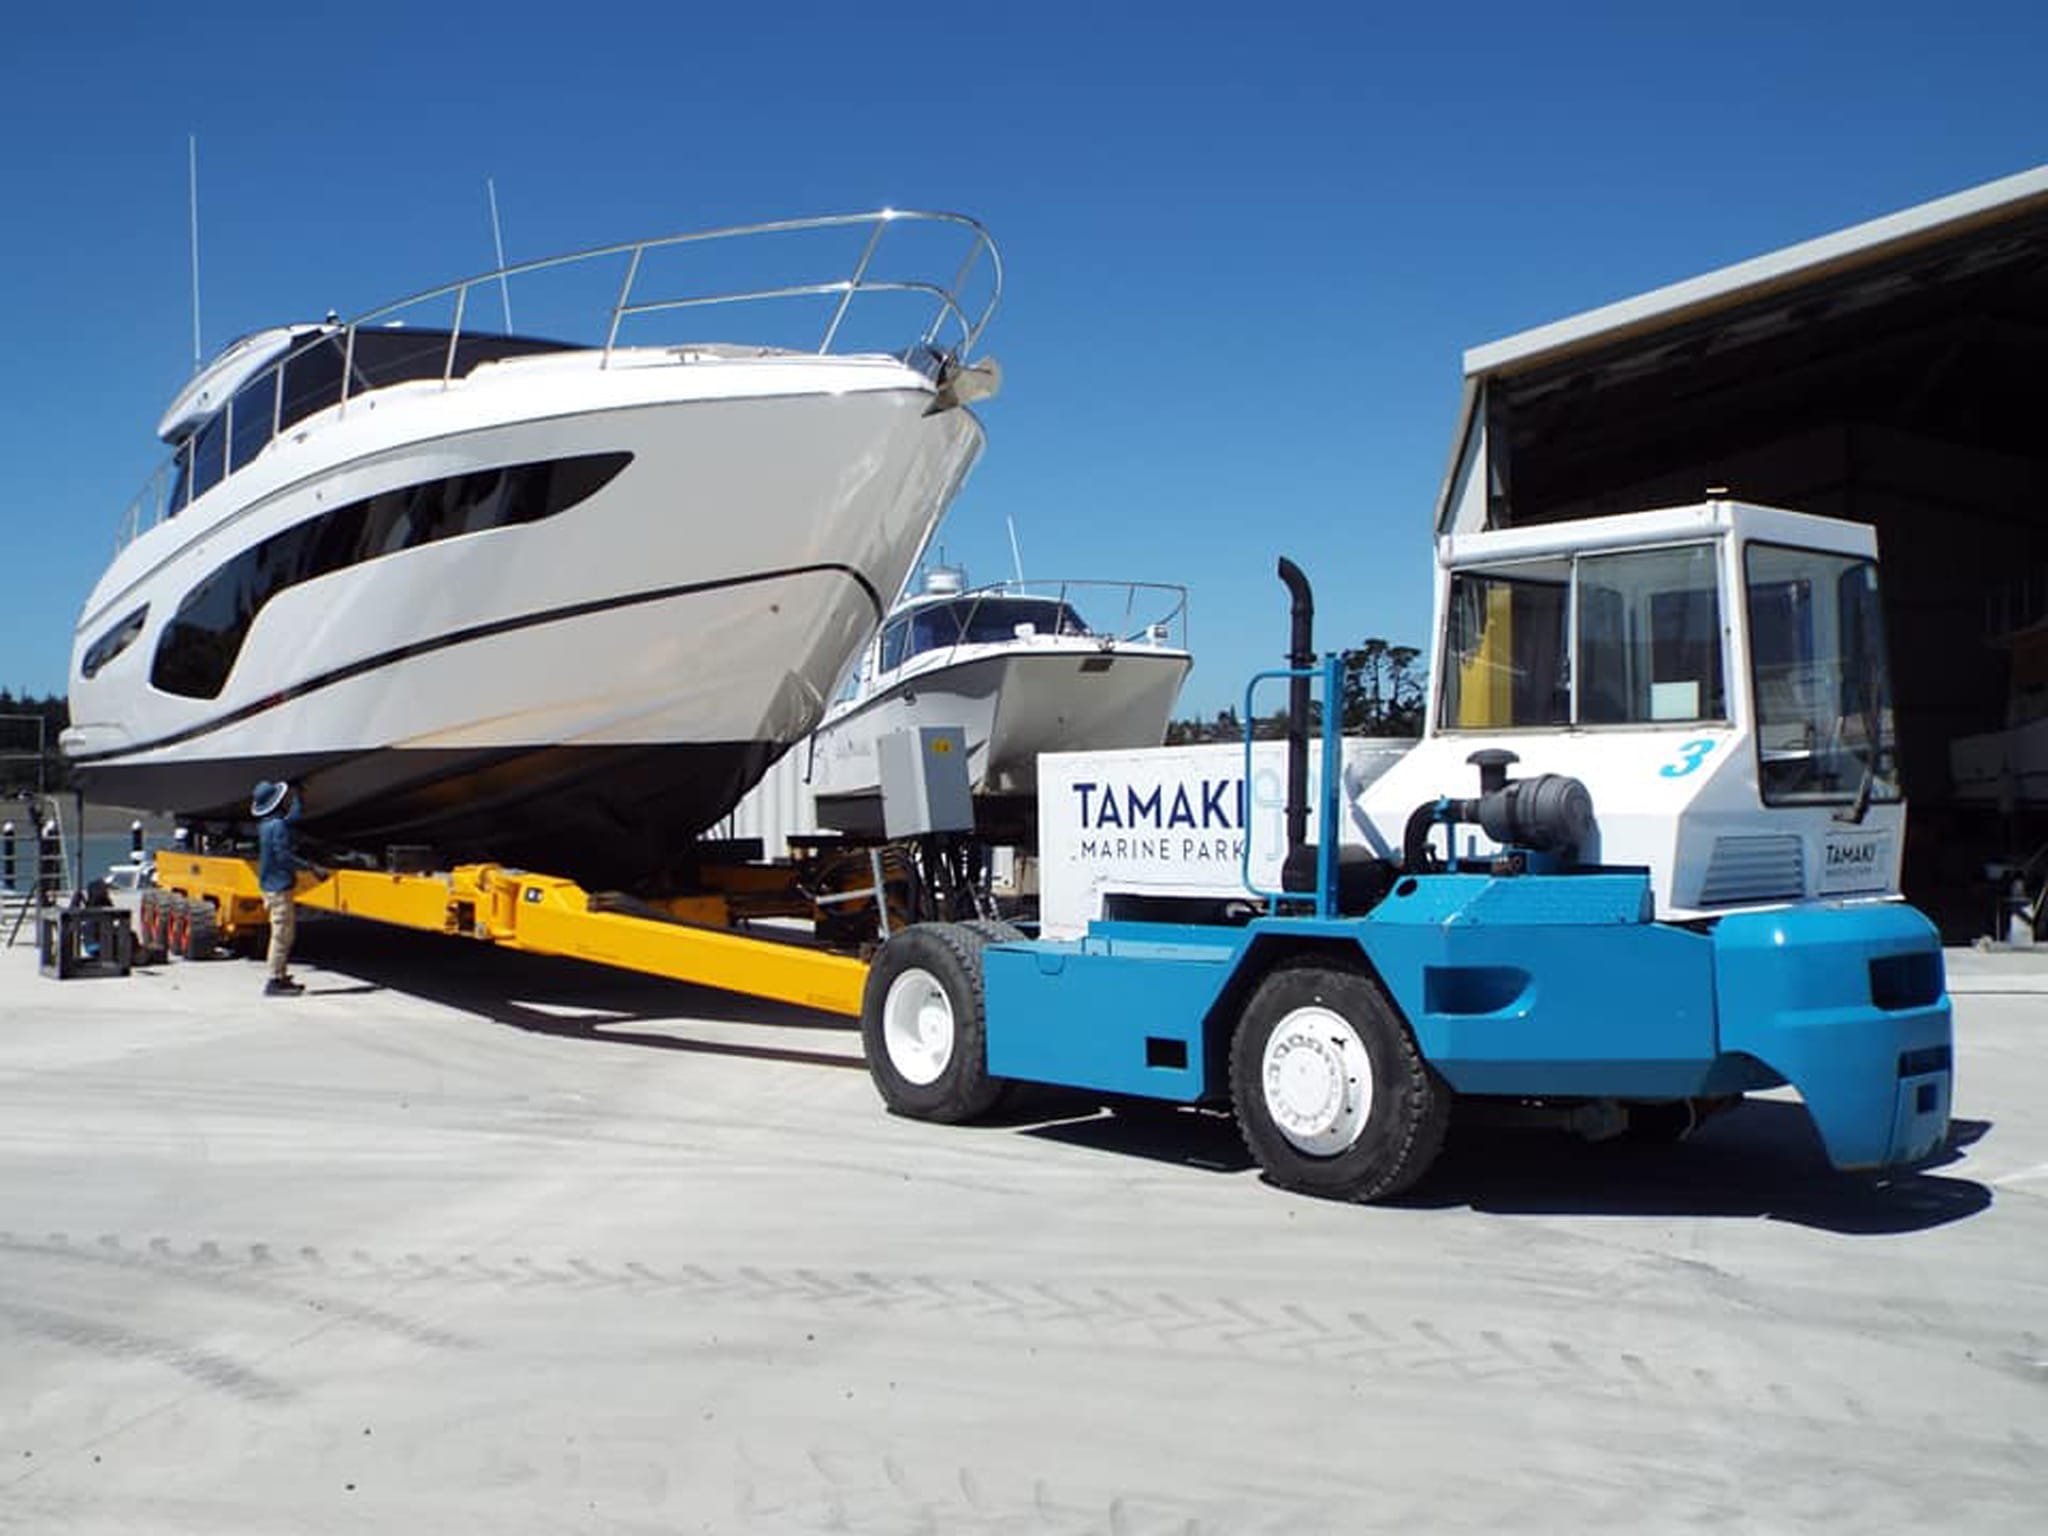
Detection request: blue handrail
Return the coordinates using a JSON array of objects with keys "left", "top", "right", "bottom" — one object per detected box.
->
[{"left": 1238, "top": 651, "right": 1344, "bottom": 919}]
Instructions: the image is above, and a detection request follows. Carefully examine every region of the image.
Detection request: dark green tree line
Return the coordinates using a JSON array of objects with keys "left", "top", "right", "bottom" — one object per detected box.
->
[
  {"left": 0, "top": 691, "right": 71, "bottom": 794},
  {"left": 1166, "top": 637, "right": 1425, "bottom": 744}
]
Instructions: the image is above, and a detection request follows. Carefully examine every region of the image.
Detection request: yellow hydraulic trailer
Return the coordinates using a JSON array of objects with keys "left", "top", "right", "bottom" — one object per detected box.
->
[{"left": 142, "top": 852, "right": 873, "bottom": 1016}]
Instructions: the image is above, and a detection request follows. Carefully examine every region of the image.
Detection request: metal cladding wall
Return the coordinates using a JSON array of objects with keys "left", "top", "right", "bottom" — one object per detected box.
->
[
  {"left": 1440, "top": 166, "right": 2048, "bottom": 934},
  {"left": 716, "top": 749, "right": 821, "bottom": 861}
]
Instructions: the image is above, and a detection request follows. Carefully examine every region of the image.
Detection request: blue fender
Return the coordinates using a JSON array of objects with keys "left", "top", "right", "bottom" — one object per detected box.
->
[{"left": 1712, "top": 904, "right": 1952, "bottom": 1170}]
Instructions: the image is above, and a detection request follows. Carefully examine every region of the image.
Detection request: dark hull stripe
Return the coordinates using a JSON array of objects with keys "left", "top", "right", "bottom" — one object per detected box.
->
[{"left": 71, "top": 560, "right": 882, "bottom": 765}]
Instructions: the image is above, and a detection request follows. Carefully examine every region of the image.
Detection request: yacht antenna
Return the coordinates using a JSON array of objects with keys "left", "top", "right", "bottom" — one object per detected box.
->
[
  {"left": 187, "top": 134, "right": 202, "bottom": 370},
  {"left": 486, "top": 176, "right": 514, "bottom": 331},
  {"left": 1005, "top": 514, "right": 1026, "bottom": 584}
]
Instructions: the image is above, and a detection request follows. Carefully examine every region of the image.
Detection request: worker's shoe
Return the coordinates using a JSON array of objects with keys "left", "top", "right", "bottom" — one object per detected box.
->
[{"left": 263, "top": 977, "right": 305, "bottom": 997}]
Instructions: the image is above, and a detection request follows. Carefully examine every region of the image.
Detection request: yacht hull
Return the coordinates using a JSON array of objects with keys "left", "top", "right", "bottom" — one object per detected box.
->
[
  {"left": 808, "top": 647, "right": 1192, "bottom": 828},
  {"left": 67, "top": 362, "right": 985, "bottom": 885}
]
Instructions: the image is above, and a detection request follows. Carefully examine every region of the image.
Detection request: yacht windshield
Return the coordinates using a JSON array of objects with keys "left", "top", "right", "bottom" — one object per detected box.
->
[
  {"left": 163, "top": 330, "right": 574, "bottom": 515},
  {"left": 880, "top": 597, "right": 1088, "bottom": 670},
  {"left": 1744, "top": 543, "right": 1899, "bottom": 808}
]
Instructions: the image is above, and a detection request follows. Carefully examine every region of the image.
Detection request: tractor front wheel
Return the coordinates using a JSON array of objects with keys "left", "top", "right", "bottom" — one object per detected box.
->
[{"left": 1230, "top": 960, "right": 1449, "bottom": 1202}]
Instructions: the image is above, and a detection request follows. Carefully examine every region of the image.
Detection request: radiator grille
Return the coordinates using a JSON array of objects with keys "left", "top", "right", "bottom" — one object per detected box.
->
[{"left": 1698, "top": 834, "right": 1805, "bottom": 906}]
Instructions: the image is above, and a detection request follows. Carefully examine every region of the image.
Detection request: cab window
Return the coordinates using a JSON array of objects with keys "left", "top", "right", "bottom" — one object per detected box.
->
[
  {"left": 1576, "top": 544, "right": 1725, "bottom": 723},
  {"left": 1440, "top": 561, "right": 1568, "bottom": 729}
]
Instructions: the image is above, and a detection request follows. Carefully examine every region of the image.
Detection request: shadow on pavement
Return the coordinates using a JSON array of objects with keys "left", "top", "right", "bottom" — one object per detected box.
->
[
  {"left": 993, "top": 1090, "right": 1992, "bottom": 1232},
  {"left": 1392, "top": 1103, "right": 1993, "bottom": 1234},
  {"left": 1013, "top": 1094, "right": 1257, "bottom": 1174},
  {"left": 289, "top": 921, "right": 867, "bottom": 1072}
]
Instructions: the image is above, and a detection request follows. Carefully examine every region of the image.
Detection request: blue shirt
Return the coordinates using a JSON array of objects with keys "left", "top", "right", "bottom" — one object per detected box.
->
[{"left": 257, "top": 811, "right": 313, "bottom": 893}]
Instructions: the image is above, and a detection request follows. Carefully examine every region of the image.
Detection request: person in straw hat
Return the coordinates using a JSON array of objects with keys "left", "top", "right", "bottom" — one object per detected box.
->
[{"left": 251, "top": 780, "right": 326, "bottom": 996}]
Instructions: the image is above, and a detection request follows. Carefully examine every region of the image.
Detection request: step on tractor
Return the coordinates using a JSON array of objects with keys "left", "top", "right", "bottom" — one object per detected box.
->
[{"left": 859, "top": 500, "right": 1955, "bottom": 1201}]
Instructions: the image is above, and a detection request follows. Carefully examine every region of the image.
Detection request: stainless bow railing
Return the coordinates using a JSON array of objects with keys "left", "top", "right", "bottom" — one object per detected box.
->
[{"left": 115, "top": 209, "right": 1001, "bottom": 550}]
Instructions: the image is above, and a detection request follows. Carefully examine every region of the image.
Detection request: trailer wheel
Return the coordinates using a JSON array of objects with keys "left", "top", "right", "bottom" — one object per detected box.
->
[
  {"left": 182, "top": 900, "right": 219, "bottom": 961},
  {"left": 149, "top": 891, "right": 177, "bottom": 963},
  {"left": 161, "top": 895, "right": 190, "bottom": 959},
  {"left": 861, "top": 922, "right": 1008, "bottom": 1123},
  {"left": 136, "top": 890, "right": 163, "bottom": 958},
  {"left": 1230, "top": 960, "right": 1448, "bottom": 1202},
  {"left": 143, "top": 890, "right": 172, "bottom": 964}
]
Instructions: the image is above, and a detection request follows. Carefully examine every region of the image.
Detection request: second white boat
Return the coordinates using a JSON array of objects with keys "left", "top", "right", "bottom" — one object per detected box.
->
[{"left": 806, "top": 567, "right": 1192, "bottom": 833}]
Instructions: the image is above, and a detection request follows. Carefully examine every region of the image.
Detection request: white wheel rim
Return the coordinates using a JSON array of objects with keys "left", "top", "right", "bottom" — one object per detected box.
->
[
  {"left": 881, "top": 967, "right": 955, "bottom": 1087},
  {"left": 1260, "top": 1005, "right": 1374, "bottom": 1156}
]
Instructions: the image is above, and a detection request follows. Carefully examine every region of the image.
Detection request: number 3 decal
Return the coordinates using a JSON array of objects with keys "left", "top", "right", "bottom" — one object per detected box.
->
[{"left": 1660, "top": 739, "right": 1717, "bottom": 778}]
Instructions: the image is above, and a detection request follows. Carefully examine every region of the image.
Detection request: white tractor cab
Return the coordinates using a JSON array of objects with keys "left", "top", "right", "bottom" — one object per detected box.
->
[
  {"left": 1032, "top": 500, "right": 1901, "bottom": 936},
  {"left": 1359, "top": 499, "right": 1900, "bottom": 915}
]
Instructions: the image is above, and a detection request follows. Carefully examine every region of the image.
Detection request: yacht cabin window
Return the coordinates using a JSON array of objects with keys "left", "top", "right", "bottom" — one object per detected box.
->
[
  {"left": 82, "top": 605, "right": 149, "bottom": 680},
  {"left": 150, "top": 452, "right": 630, "bottom": 699}
]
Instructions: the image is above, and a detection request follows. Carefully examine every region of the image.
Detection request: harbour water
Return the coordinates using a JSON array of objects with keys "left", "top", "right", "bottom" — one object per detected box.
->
[{"left": 0, "top": 817, "right": 168, "bottom": 896}]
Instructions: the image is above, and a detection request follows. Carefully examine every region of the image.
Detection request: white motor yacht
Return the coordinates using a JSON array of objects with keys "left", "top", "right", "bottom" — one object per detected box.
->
[
  {"left": 806, "top": 566, "right": 1192, "bottom": 834},
  {"left": 62, "top": 211, "right": 1001, "bottom": 886}
]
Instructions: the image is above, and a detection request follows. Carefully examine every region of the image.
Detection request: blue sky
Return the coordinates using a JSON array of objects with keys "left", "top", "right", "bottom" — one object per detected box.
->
[{"left": 1, "top": 1, "right": 2042, "bottom": 719}]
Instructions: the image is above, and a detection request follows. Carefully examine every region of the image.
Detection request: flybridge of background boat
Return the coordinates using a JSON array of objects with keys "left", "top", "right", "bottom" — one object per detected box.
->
[
  {"left": 872, "top": 576, "right": 1191, "bottom": 665},
  {"left": 115, "top": 209, "right": 1003, "bottom": 550}
]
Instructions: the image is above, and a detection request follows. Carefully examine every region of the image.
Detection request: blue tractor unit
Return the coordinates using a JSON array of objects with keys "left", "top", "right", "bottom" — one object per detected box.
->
[{"left": 859, "top": 501, "right": 1954, "bottom": 1201}]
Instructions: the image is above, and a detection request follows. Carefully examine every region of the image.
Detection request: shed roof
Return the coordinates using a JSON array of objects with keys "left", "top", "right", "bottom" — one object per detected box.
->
[{"left": 1464, "top": 164, "right": 2048, "bottom": 382}]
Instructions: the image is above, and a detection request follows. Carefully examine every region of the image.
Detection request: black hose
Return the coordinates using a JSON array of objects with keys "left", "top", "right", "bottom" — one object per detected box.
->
[{"left": 1403, "top": 800, "right": 1445, "bottom": 873}]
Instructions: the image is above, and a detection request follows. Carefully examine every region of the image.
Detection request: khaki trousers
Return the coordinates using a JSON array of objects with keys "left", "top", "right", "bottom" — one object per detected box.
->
[{"left": 263, "top": 889, "right": 297, "bottom": 980}]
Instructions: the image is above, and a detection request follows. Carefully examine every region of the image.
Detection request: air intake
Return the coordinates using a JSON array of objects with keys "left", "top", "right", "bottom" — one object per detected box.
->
[{"left": 1698, "top": 834, "right": 1805, "bottom": 906}]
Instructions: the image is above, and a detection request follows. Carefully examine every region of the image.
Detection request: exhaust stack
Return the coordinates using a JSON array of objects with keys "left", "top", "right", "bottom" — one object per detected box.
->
[{"left": 1276, "top": 557, "right": 1313, "bottom": 891}]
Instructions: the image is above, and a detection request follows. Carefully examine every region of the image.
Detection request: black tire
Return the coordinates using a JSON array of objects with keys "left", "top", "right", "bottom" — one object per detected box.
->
[
  {"left": 860, "top": 922, "right": 1009, "bottom": 1123},
  {"left": 1229, "top": 959, "right": 1449, "bottom": 1202},
  {"left": 162, "top": 894, "right": 191, "bottom": 959},
  {"left": 136, "top": 889, "right": 162, "bottom": 954},
  {"left": 140, "top": 890, "right": 171, "bottom": 965},
  {"left": 175, "top": 899, "right": 218, "bottom": 961},
  {"left": 960, "top": 918, "right": 1025, "bottom": 944},
  {"left": 109, "top": 920, "right": 137, "bottom": 972}
]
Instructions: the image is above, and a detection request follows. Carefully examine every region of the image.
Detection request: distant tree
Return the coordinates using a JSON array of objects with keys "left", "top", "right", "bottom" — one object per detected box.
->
[
  {"left": 1165, "top": 705, "right": 1244, "bottom": 746},
  {"left": 1166, "top": 638, "right": 1425, "bottom": 744},
  {"left": 0, "top": 692, "right": 71, "bottom": 795},
  {"left": 1340, "top": 638, "right": 1425, "bottom": 736}
]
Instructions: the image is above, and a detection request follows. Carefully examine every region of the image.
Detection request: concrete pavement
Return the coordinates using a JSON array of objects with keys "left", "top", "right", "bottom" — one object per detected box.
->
[{"left": 0, "top": 918, "right": 2042, "bottom": 1533}]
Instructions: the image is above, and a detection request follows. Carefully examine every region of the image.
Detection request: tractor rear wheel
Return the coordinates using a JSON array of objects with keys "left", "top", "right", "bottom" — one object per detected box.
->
[{"left": 860, "top": 922, "right": 1010, "bottom": 1123}]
